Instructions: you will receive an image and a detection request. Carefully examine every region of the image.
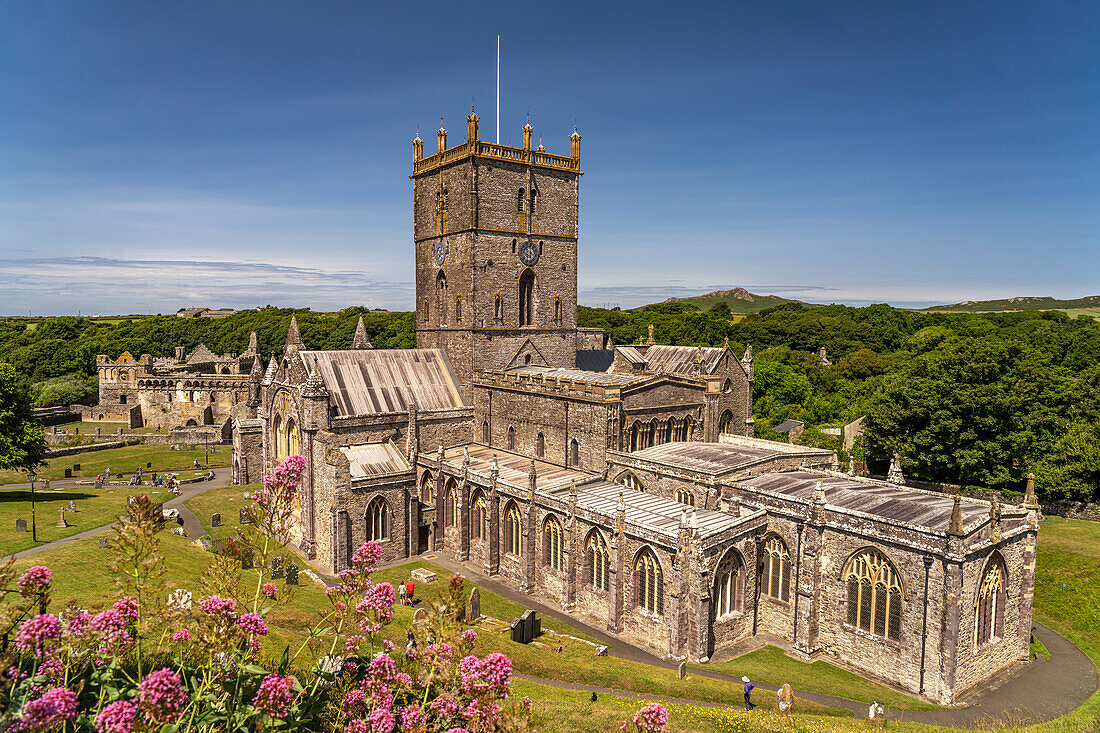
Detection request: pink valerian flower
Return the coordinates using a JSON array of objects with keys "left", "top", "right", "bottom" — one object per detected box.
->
[
  {"left": 262, "top": 583, "right": 278, "bottom": 599},
  {"left": 461, "top": 629, "right": 478, "bottom": 643},
  {"left": 400, "top": 705, "right": 423, "bottom": 727},
  {"left": 200, "top": 596, "right": 238, "bottom": 618},
  {"left": 459, "top": 653, "right": 512, "bottom": 697},
  {"left": 238, "top": 613, "right": 269, "bottom": 637},
  {"left": 89, "top": 609, "right": 132, "bottom": 656},
  {"left": 172, "top": 628, "right": 192, "bottom": 642},
  {"left": 67, "top": 611, "right": 92, "bottom": 637},
  {"left": 136, "top": 668, "right": 188, "bottom": 722},
  {"left": 94, "top": 695, "right": 136, "bottom": 730},
  {"left": 631, "top": 703, "right": 669, "bottom": 733},
  {"left": 37, "top": 656, "right": 64, "bottom": 682},
  {"left": 14, "top": 614, "right": 61, "bottom": 655},
  {"left": 17, "top": 566, "right": 52, "bottom": 596},
  {"left": 95, "top": 700, "right": 137, "bottom": 733},
  {"left": 346, "top": 721, "right": 369, "bottom": 733},
  {"left": 464, "top": 699, "right": 504, "bottom": 729},
  {"left": 350, "top": 541, "right": 382, "bottom": 569},
  {"left": 343, "top": 689, "right": 368, "bottom": 716},
  {"left": 430, "top": 694, "right": 459, "bottom": 719},
  {"left": 446, "top": 728, "right": 470, "bottom": 733},
  {"left": 367, "top": 653, "right": 397, "bottom": 684},
  {"left": 113, "top": 596, "right": 139, "bottom": 621},
  {"left": 18, "top": 687, "right": 78, "bottom": 731},
  {"left": 366, "top": 708, "right": 395, "bottom": 733},
  {"left": 381, "top": 639, "right": 395, "bottom": 653},
  {"left": 253, "top": 674, "right": 296, "bottom": 717}
]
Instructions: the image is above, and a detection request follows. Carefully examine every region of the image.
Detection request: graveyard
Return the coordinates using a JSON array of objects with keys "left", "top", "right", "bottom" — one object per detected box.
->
[{"left": 0, "top": 442, "right": 230, "bottom": 485}]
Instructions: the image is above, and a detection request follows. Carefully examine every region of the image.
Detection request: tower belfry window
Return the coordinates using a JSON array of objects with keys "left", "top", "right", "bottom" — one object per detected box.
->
[
  {"left": 518, "top": 269, "right": 535, "bottom": 326},
  {"left": 529, "top": 189, "right": 537, "bottom": 218},
  {"left": 437, "top": 270, "right": 448, "bottom": 325},
  {"left": 517, "top": 188, "right": 525, "bottom": 212}
]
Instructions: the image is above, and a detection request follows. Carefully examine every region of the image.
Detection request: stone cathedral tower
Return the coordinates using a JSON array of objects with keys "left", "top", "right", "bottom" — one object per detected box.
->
[{"left": 412, "top": 107, "right": 585, "bottom": 395}]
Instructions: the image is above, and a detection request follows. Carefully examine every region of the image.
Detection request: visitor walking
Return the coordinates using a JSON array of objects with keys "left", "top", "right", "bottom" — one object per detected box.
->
[
  {"left": 742, "top": 676, "right": 755, "bottom": 710},
  {"left": 398, "top": 583, "right": 407, "bottom": 605},
  {"left": 405, "top": 579, "right": 415, "bottom": 605}
]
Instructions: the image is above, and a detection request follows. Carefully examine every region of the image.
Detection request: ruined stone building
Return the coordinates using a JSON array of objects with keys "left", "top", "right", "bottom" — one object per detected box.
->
[
  {"left": 83, "top": 337, "right": 261, "bottom": 431},
  {"left": 232, "top": 111, "right": 1037, "bottom": 705}
]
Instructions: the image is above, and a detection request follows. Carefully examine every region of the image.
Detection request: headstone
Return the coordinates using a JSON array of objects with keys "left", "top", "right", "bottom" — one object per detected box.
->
[
  {"left": 98, "top": 537, "right": 110, "bottom": 549},
  {"left": 677, "top": 661, "right": 686, "bottom": 679},
  {"left": 95, "top": 480, "right": 103, "bottom": 490},
  {"left": 286, "top": 563, "right": 299, "bottom": 586},
  {"left": 241, "top": 548, "right": 254, "bottom": 569},
  {"left": 192, "top": 537, "right": 214, "bottom": 552},
  {"left": 66, "top": 501, "right": 76, "bottom": 513},
  {"left": 239, "top": 507, "right": 251, "bottom": 524},
  {"left": 42, "top": 480, "right": 49, "bottom": 489},
  {"left": 211, "top": 513, "right": 221, "bottom": 527},
  {"left": 521, "top": 609, "right": 540, "bottom": 640},
  {"left": 868, "top": 701, "right": 885, "bottom": 720},
  {"left": 96, "top": 427, "right": 101, "bottom": 436},
  {"left": 56, "top": 508, "right": 68, "bottom": 528},
  {"left": 171, "top": 526, "right": 187, "bottom": 536},
  {"left": 73, "top": 463, "right": 80, "bottom": 471},
  {"left": 467, "top": 587, "right": 481, "bottom": 622},
  {"left": 64, "top": 468, "right": 72, "bottom": 479},
  {"left": 777, "top": 683, "right": 793, "bottom": 713},
  {"left": 595, "top": 645, "right": 608, "bottom": 656},
  {"left": 146, "top": 462, "right": 152, "bottom": 469},
  {"left": 411, "top": 567, "right": 437, "bottom": 583},
  {"left": 509, "top": 618, "right": 528, "bottom": 644},
  {"left": 412, "top": 608, "right": 428, "bottom": 626},
  {"left": 270, "top": 557, "right": 284, "bottom": 579},
  {"left": 127, "top": 496, "right": 136, "bottom": 508},
  {"left": 15, "top": 518, "right": 27, "bottom": 532}
]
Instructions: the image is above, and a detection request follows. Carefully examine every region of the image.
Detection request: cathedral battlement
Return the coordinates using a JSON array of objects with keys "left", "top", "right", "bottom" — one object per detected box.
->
[{"left": 412, "top": 108, "right": 581, "bottom": 177}]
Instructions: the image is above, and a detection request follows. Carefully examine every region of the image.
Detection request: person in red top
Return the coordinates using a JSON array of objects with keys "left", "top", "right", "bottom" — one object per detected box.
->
[{"left": 405, "top": 579, "right": 415, "bottom": 605}]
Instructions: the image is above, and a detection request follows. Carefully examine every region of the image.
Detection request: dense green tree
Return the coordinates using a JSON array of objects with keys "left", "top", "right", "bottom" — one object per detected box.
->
[{"left": 0, "top": 361, "right": 47, "bottom": 471}]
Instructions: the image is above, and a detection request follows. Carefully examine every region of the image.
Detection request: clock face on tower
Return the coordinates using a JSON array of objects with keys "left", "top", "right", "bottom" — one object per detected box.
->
[
  {"left": 518, "top": 240, "right": 539, "bottom": 266},
  {"left": 433, "top": 240, "right": 448, "bottom": 266}
]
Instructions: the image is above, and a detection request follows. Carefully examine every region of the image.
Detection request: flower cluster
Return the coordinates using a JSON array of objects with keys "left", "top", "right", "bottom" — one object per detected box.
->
[
  {"left": 14, "top": 613, "right": 61, "bottom": 656},
  {"left": 17, "top": 687, "right": 78, "bottom": 731},
  {"left": 136, "top": 668, "right": 188, "bottom": 722},
  {"left": 621, "top": 702, "right": 670, "bottom": 733},
  {"left": 253, "top": 673, "right": 297, "bottom": 718},
  {"left": 95, "top": 700, "right": 137, "bottom": 733},
  {"left": 17, "top": 566, "right": 52, "bottom": 596}
]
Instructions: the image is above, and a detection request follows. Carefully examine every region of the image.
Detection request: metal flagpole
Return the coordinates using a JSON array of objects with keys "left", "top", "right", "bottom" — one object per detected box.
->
[{"left": 496, "top": 35, "right": 500, "bottom": 143}]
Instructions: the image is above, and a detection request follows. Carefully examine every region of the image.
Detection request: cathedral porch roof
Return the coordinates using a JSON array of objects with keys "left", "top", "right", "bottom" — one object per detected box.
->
[{"left": 341, "top": 442, "right": 411, "bottom": 479}]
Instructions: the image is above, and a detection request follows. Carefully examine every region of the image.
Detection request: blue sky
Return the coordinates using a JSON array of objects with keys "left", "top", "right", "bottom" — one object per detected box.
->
[{"left": 1, "top": 1, "right": 1097, "bottom": 314}]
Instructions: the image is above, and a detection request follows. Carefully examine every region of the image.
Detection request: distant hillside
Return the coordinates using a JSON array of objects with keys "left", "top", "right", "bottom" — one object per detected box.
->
[
  {"left": 924, "top": 295, "right": 1100, "bottom": 316},
  {"left": 659, "top": 287, "right": 802, "bottom": 313}
]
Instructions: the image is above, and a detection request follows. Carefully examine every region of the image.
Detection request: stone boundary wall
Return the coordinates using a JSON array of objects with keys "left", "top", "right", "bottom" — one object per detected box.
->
[
  {"left": 46, "top": 439, "right": 141, "bottom": 458},
  {"left": 881, "top": 476, "right": 1100, "bottom": 523}
]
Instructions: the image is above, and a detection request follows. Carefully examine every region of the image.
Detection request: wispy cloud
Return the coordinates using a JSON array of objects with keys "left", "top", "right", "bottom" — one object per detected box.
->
[{"left": 0, "top": 257, "right": 414, "bottom": 315}]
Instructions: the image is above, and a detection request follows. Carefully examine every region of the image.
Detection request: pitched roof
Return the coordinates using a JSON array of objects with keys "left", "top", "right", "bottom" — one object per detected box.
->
[
  {"left": 641, "top": 344, "right": 725, "bottom": 375},
  {"left": 341, "top": 442, "right": 410, "bottom": 478},
  {"left": 576, "top": 349, "right": 614, "bottom": 372},
  {"left": 615, "top": 346, "right": 646, "bottom": 364},
  {"left": 186, "top": 344, "right": 218, "bottom": 364},
  {"left": 298, "top": 349, "right": 464, "bottom": 416},
  {"left": 510, "top": 366, "right": 648, "bottom": 387},
  {"left": 625, "top": 441, "right": 816, "bottom": 476}
]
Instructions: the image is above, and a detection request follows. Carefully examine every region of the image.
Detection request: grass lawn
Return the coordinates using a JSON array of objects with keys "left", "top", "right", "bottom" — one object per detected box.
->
[
  {"left": 0, "top": 443, "right": 230, "bottom": 485},
  {"left": 699, "top": 646, "right": 940, "bottom": 712},
  {"left": 0, "top": 484, "right": 175, "bottom": 556}
]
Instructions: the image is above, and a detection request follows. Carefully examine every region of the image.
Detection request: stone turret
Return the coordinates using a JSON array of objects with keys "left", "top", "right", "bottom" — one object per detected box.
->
[
  {"left": 246, "top": 331, "right": 259, "bottom": 355},
  {"left": 570, "top": 125, "right": 581, "bottom": 160},
  {"left": 406, "top": 403, "right": 418, "bottom": 464},
  {"left": 412, "top": 129, "right": 423, "bottom": 162},
  {"left": 1024, "top": 472, "right": 1039, "bottom": 508},
  {"left": 437, "top": 118, "right": 447, "bottom": 153},
  {"left": 262, "top": 354, "right": 278, "bottom": 386},
  {"left": 522, "top": 113, "right": 533, "bottom": 150},
  {"left": 646, "top": 324, "right": 656, "bottom": 346},
  {"left": 284, "top": 315, "right": 304, "bottom": 357},
  {"left": 300, "top": 364, "right": 329, "bottom": 431},
  {"left": 527, "top": 458, "right": 537, "bottom": 502},
  {"left": 948, "top": 495, "right": 965, "bottom": 537},
  {"left": 887, "top": 453, "right": 905, "bottom": 485},
  {"left": 350, "top": 316, "right": 373, "bottom": 349},
  {"left": 741, "top": 344, "right": 754, "bottom": 381},
  {"left": 246, "top": 353, "right": 264, "bottom": 411},
  {"left": 466, "top": 105, "right": 479, "bottom": 142}
]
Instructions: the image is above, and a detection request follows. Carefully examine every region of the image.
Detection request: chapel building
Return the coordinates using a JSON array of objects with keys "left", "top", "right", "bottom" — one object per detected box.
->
[{"left": 232, "top": 110, "right": 1038, "bottom": 705}]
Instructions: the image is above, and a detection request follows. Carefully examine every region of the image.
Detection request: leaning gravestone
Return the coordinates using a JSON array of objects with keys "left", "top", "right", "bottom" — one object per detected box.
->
[
  {"left": 270, "top": 557, "right": 284, "bottom": 579},
  {"left": 56, "top": 508, "right": 68, "bottom": 528},
  {"left": 509, "top": 618, "right": 528, "bottom": 644},
  {"left": 467, "top": 588, "right": 481, "bottom": 623},
  {"left": 15, "top": 518, "right": 27, "bottom": 532},
  {"left": 66, "top": 501, "right": 76, "bottom": 513},
  {"left": 211, "top": 513, "right": 221, "bottom": 527},
  {"left": 98, "top": 537, "right": 110, "bottom": 550},
  {"left": 677, "top": 661, "right": 686, "bottom": 680},
  {"left": 239, "top": 507, "right": 251, "bottom": 524},
  {"left": 73, "top": 463, "right": 80, "bottom": 471},
  {"left": 777, "top": 683, "right": 793, "bottom": 713},
  {"left": 521, "top": 609, "right": 540, "bottom": 640},
  {"left": 64, "top": 468, "right": 72, "bottom": 479},
  {"left": 286, "top": 564, "right": 299, "bottom": 586}
]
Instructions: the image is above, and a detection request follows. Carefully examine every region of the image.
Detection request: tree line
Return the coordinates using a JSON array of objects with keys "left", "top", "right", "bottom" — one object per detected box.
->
[{"left": 3, "top": 301, "right": 1098, "bottom": 501}]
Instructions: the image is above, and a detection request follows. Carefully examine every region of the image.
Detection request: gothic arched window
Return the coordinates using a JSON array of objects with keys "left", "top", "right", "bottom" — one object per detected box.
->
[
  {"left": 976, "top": 554, "right": 1007, "bottom": 647},
  {"left": 481, "top": 420, "right": 490, "bottom": 444},
  {"left": 505, "top": 502, "right": 522, "bottom": 556},
  {"left": 420, "top": 472, "right": 434, "bottom": 504},
  {"left": 675, "top": 489, "right": 694, "bottom": 506},
  {"left": 635, "top": 548, "right": 664, "bottom": 615},
  {"left": 536, "top": 432, "right": 545, "bottom": 458},
  {"left": 437, "top": 271, "right": 448, "bottom": 325},
  {"left": 682, "top": 416, "right": 694, "bottom": 441},
  {"left": 554, "top": 296, "right": 562, "bottom": 324},
  {"left": 472, "top": 490, "right": 488, "bottom": 541},
  {"left": 629, "top": 422, "right": 640, "bottom": 452},
  {"left": 715, "top": 550, "right": 744, "bottom": 618},
  {"left": 616, "top": 471, "right": 645, "bottom": 493},
  {"left": 844, "top": 547, "right": 903, "bottom": 640},
  {"left": 544, "top": 515, "right": 563, "bottom": 571},
  {"left": 494, "top": 293, "right": 503, "bottom": 319},
  {"left": 569, "top": 438, "right": 579, "bottom": 467},
  {"left": 507, "top": 426, "right": 516, "bottom": 450},
  {"left": 455, "top": 296, "right": 462, "bottom": 321},
  {"left": 719, "top": 410, "right": 733, "bottom": 434},
  {"left": 648, "top": 420, "right": 658, "bottom": 447},
  {"left": 761, "top": 534, "right": 792, "bottom": 602},
  {"left": 586, "top": 531, "right": 610, "bottom": 592},
  {"left": 518, "top": 268, "right": 535, "bottom": 327},
  {"left": 664, "top": 420, "right": 673, "bottom": 444},
  {"left": 366, "top": 497, "right": 387, "bottom": 541}
]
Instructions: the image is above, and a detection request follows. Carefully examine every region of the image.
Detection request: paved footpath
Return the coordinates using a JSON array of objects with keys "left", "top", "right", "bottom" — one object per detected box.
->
[
  {"left": 9, "top": 468, "right": 233, "bottom": 561},
  {"left": 420, "top": 554, "right": 1098, "bottom": 728}
]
